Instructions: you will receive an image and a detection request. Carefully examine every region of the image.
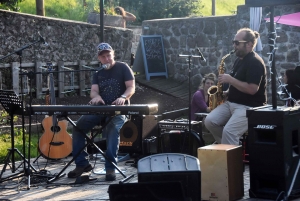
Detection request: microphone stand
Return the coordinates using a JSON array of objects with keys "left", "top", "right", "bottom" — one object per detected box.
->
[
  {"left": 0, "top": 37, "right": 45, "bottom": 189},
  {"left": 0, "top": 40, "right": 44, "bottom": 62},
  {"left": 178, "top": 53, "right": 203, "bottom": 155}
]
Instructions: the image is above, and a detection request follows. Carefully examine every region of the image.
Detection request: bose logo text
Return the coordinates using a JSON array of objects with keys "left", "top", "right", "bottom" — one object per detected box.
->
[{"left": 256, "top": 125, "right": 276, "bottom": 129}]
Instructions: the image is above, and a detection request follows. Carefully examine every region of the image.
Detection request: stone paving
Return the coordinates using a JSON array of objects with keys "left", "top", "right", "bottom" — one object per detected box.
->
[{"left": 0, "top": 154, "right": 296, "bottom": 201}]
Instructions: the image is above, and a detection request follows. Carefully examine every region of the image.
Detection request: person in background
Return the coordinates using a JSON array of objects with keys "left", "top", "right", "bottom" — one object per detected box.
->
[
  {"left": 191, "top": 73, "right": 216, "bottom": 120},
  {"left": 282, "top": 67, "right": 300, "bottom": 106},
  {"left": 114, "top": 6, "right": 136, "bottom": 28},
  {"left": 67, "top": 42, "right": 135, "bottom": 181},
  {"left": 204, "top": 28, "right": 267, "bottom": 145}
]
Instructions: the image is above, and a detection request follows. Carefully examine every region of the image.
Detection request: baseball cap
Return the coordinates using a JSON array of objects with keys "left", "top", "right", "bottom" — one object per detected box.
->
[{"left": 97, "top": 42, "right": 113, "bottom": 55}]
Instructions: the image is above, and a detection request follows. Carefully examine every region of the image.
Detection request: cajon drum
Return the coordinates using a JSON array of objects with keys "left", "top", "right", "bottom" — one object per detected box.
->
[{"left": 198, "top": 144, "right": 244, "bottom": 201}]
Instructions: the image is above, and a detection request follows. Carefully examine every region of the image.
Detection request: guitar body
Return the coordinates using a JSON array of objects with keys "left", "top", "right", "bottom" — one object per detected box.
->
[{"left": 39, "top": 116, "right": 72, "bottom": 159}]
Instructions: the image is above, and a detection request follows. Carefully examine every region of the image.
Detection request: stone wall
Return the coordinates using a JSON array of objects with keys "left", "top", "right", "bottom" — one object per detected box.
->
[
  {"left": 0, "top": 9, "right": 133, "bottom": 64},
  {"left": 141, "top": 4, "right": 300, "bottom": 103},
  {"left": 128, "top": 25, "right": 142, "bottom": 54}
]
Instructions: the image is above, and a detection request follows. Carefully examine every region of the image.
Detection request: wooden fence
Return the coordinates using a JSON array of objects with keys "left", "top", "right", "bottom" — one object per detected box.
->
[{"left": 0, "top": 60, "right": 100, "bottom": 99}]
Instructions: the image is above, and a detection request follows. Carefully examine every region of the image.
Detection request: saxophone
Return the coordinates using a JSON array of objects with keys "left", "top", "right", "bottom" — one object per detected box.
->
[{"left": 208, "top": 50, "right": 235, "bottom": 110}]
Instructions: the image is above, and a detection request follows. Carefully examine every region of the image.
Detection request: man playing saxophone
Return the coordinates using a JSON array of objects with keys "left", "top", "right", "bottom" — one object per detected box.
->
[{"left": 204, "top": 28, "right": 267, "bottom": 145}]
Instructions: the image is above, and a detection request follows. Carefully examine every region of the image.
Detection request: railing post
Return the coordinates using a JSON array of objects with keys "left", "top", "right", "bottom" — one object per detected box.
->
[
  {"left": 79, "top": 60, "right": 86, "bottom": 97},
  {"left": 12, "top": 62, "right": 19, "bottom": 95},
  {"left": 0, "top": 71, "right": 2, "bottom": 90},
  {"left": 35, "top": 61, "right": 43, "bottom": 98},
  {"left": 58, "top": 61, "right": 64, "bottom": 98}
]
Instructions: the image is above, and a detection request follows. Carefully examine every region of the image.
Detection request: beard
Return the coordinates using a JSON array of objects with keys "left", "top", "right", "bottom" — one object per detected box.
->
[{"left": 235, "top": 48, "right": 247, "bottom": 58}]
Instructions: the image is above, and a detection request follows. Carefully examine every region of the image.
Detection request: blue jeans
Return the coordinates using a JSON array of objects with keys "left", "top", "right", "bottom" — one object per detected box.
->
[{"left": 72, "top": 114, "right": 127, "bottom": 171}]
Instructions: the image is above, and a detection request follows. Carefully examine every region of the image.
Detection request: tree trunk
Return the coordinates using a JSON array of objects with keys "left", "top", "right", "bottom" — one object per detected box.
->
[
  {"left": 212, "top": 0, "right": 215, "bottom": 16},
  {"left": 36, "top": 0, "right": 45, "bottom": 16}
]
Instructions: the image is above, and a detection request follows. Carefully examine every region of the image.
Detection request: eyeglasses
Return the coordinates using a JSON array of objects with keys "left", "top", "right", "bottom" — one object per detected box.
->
[{"left": 232, "top": 40, "right": 248, "bottom": 45}]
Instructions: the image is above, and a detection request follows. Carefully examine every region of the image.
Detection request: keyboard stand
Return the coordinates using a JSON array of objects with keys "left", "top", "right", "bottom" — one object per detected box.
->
[{"left": 47, "top": 115, "right": 134, "bottom": 184}]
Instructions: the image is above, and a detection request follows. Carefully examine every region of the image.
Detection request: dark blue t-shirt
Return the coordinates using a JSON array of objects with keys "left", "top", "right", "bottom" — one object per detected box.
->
[
  {"left": 92, "top": 62, "right": 134, "bottom": 105},
  {"left": 228, "top": 51, "right": 267, "bottom": 107}
]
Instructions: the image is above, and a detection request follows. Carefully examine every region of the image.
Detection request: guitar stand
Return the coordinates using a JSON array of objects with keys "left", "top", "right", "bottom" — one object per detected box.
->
[
  {"left": 0, "top": 90, "right": 37, "bottom": 183},
  {"left": 47, "top": 116, "right": 134, "bottom": 184}
]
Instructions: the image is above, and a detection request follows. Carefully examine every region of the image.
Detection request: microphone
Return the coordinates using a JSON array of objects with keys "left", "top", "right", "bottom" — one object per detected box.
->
[
  {"left": 96, "top": 63, "right": 110, "bottom": 72},
  {"left": 102, "top": 63, "right": 110, "bottom": 69},
  {"left": 38, "top": 32, "right": 49, "bottom": 46},
  {"left": 197, "top": 48, "right": 206, "bottom": 62}
]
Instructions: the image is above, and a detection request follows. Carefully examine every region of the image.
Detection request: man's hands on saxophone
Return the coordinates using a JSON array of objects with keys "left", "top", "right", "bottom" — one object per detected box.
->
[{"left": 218, "top": 74, "right": 233, "bottom": 84}]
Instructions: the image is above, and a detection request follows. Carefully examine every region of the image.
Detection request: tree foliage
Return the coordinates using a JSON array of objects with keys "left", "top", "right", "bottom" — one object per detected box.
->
[
  {"left": 0, "top": 0, "right": 24, "bottom": 11},
  {"left": 4, "top": 0, "right": 203, "bottom": 23},
  {"left": 1, "top": 0, "right": 244, "bottom": 22}
]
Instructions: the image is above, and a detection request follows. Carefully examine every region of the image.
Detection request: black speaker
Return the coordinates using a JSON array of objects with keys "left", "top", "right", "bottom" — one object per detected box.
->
[
  {"left": 158, "top": 120, "right": 204, "bottom": 157},
  {"left": 138, "top": 153, "right": 201, "bottom": 201},
  {"left": 245, "top": 0, "right": 300, "bottom": 7},
  {"left": 160, "top": 130, "right": 205, "bottom": 157},
  {"left": 246, "top": 106, "right": 300, "bottom": 200},
  {"left": 108, "top": 181, "right": 186, "bottom": 201},
  {"left": 119, "top": 115, "right": 158, "bottom": 154}
]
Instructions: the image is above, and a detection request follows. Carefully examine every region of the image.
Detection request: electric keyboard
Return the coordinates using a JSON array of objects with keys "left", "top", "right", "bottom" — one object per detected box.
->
[{"left": 27, "top": 104, "right": 158, "bottom": 116}]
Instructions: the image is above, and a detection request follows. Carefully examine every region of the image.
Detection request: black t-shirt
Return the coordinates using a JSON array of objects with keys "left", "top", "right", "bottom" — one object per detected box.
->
[
  {"left": 92, "top": 62, "right": 134, "bottom": 105},
  {"left": 228, "top": 52, "right": 267, "bottom": 107}
]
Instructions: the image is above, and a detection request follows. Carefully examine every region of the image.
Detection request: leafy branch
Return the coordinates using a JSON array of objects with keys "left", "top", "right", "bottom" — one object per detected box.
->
[{"left": 0, "top": 0, "right": 24, "bottom": 11}]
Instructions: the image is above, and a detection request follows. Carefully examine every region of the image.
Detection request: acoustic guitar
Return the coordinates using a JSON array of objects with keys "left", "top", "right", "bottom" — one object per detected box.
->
[{"left": 39, "top": 62, "right": 72, "bottom": 159}]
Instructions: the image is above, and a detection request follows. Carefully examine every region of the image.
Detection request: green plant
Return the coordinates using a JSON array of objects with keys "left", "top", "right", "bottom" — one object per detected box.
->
[
  {"left": 0, "top": 132, "right": 39, "bottom": 163},
  {"left": 200, "top": 0, "right": 244, "bottom": 16},
  {"left": 15, "top": 0, "right": 245, "bottom": 24},
  {"left": 0, "top": 0, "right": 24, "bottom": 11},
  {"left": 17, "top": 0, "right": 118, "bottom": 22},
  {"left": 0, "top": 110, "right": 18, "bottom": 126}
]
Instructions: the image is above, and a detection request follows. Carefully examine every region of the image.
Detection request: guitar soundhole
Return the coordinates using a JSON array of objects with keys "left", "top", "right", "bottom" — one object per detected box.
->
[{"left": 51, "top": 126, "right": 61, "bottom": 133}]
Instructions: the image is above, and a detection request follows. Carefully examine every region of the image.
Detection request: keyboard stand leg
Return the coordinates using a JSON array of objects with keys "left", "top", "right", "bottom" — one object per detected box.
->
[{"left": 47, "top": 115, "right": 134, "bottom": 183}]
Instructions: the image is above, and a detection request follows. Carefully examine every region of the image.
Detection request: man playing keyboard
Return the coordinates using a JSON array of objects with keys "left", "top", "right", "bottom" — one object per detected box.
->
[{"left": 67, "top": 42, "right": 135, "bottom": 181}]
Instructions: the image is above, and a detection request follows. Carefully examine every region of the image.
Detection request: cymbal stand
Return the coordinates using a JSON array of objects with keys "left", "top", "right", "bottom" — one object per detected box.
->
[{"left": 178, "top": 52, "right": 203, "bottom": 155}]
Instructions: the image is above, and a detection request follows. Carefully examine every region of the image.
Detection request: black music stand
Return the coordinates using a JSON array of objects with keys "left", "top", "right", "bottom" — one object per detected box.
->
[{"left": 0, "top": 90, "right": 37, "bottom": 183}]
